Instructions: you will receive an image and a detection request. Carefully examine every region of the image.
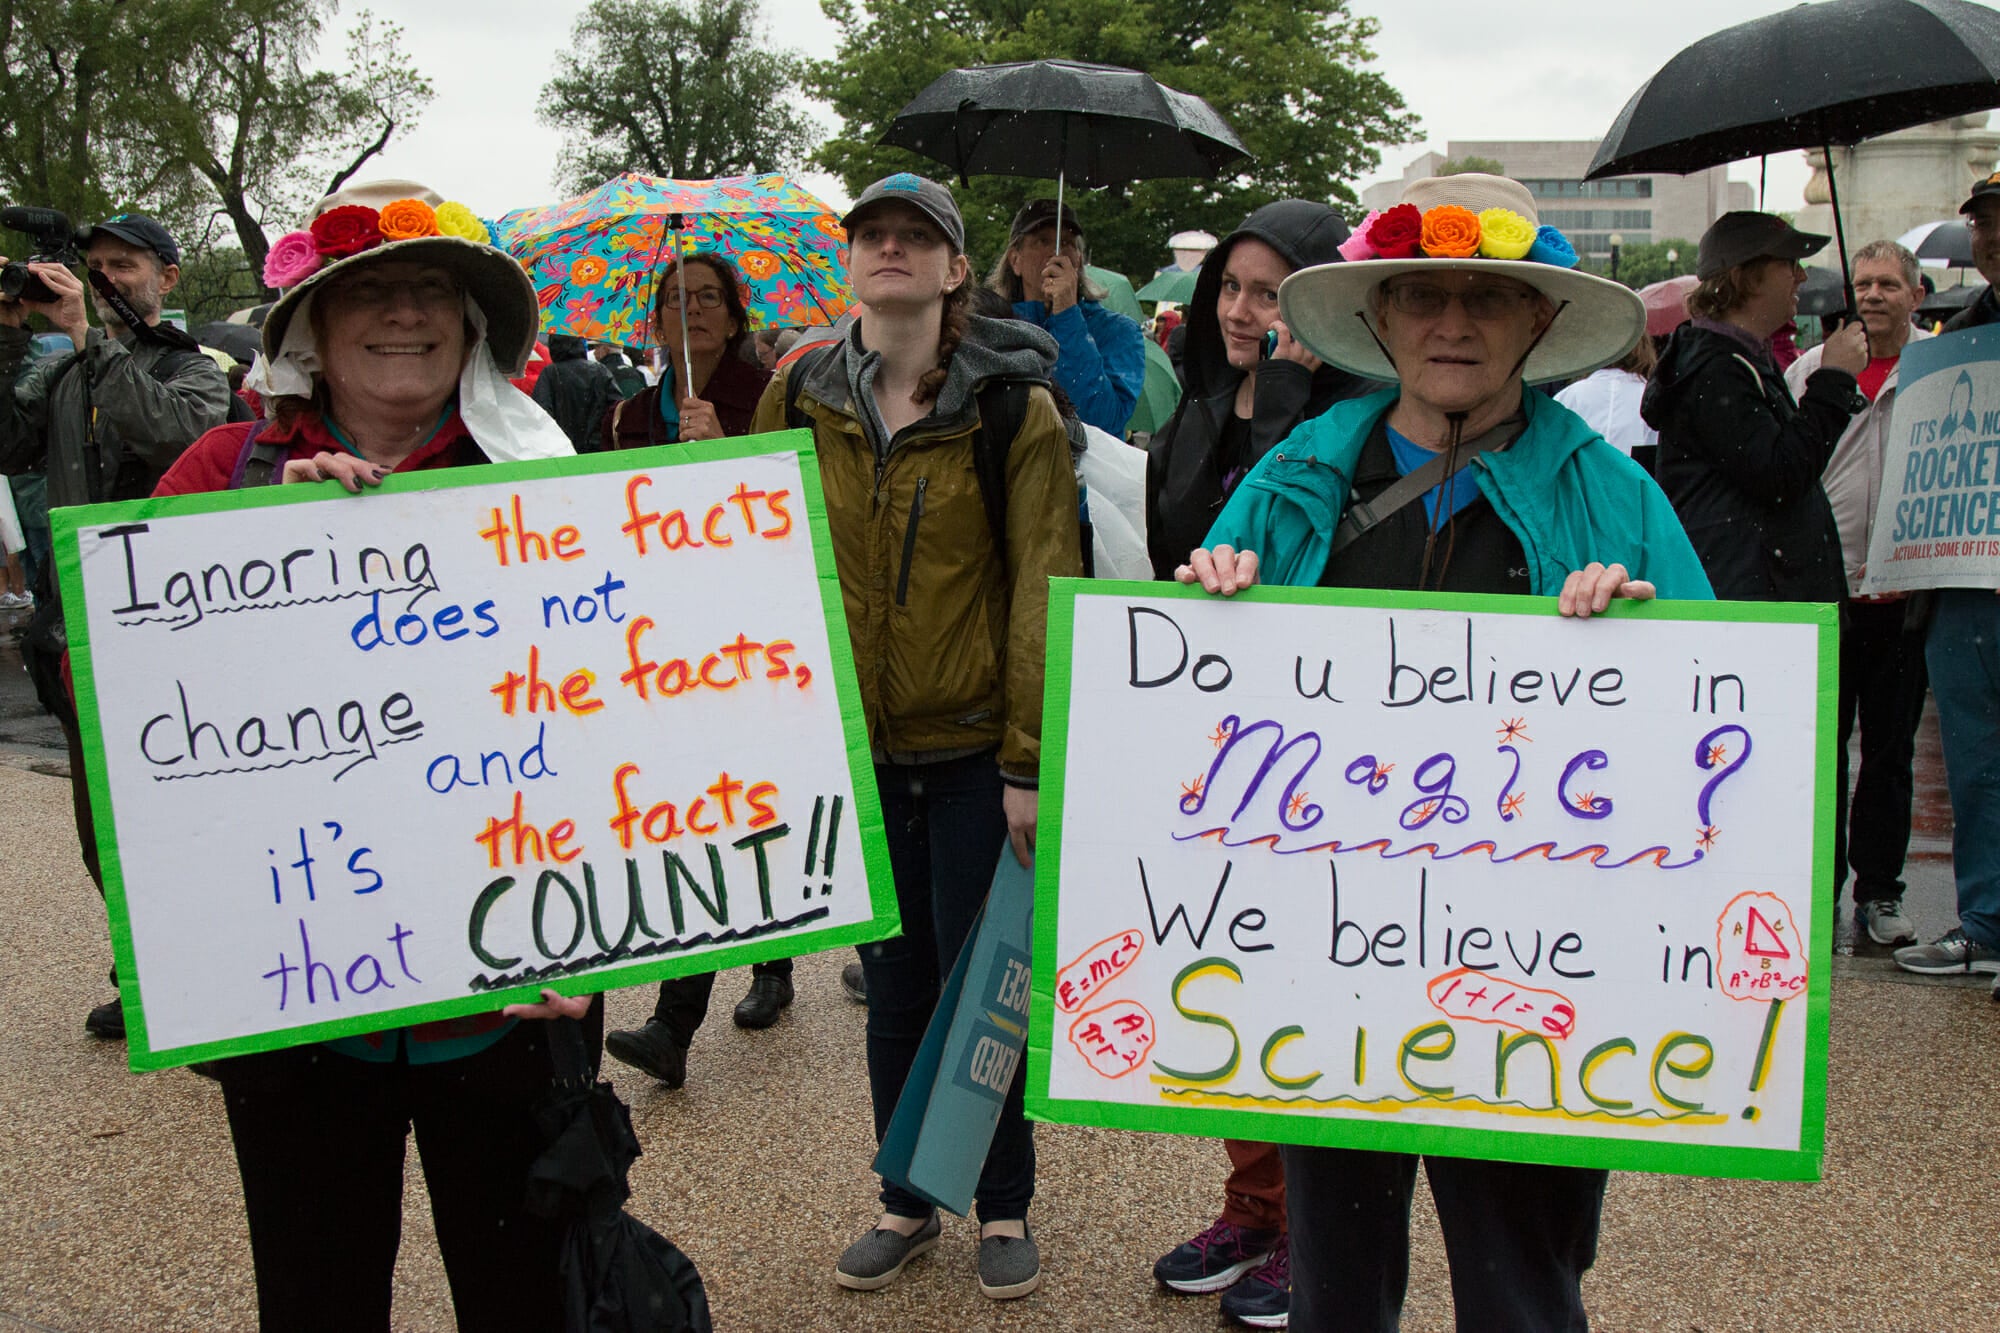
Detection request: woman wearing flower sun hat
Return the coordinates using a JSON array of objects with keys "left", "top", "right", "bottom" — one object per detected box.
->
[
  {"left": 152, "top": 180, "right": 588, "bottom": 1331},
  {"left": 155, "top": 179, "right": 572, "bottom": 496},
  {"left": 1178, "top": 173, "right": 1711, "bottom": 1332}
]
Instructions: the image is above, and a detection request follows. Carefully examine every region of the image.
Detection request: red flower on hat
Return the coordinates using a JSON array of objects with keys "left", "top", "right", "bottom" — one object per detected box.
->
[
  {"left": 1368, "top": 204, "right": 1423, "bottom": 260},
  {"left": 310, "top": 205, "right": 384, "bottom": 259}
]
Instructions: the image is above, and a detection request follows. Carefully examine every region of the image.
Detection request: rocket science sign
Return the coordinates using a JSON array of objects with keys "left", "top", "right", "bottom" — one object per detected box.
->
[{"left": 1863, "top": 326, "right": 2000, "bottom": 593}]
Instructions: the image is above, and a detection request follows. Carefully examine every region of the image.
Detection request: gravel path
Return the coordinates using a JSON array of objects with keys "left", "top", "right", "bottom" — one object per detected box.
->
[{"left": 2, "top": 763, "right": 1995, "bottom": 1331}]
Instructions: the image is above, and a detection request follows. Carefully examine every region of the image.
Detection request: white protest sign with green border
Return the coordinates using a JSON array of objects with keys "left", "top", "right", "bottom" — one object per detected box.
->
[
  {"left": 54, "top": 433, "right": 896, "bottom": 1070},
  {"left": 1029, "top": 581, "right": 1835, "bottom": 1181}
]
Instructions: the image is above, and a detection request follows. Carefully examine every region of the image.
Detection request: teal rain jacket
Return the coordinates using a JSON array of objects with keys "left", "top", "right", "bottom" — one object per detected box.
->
[{"left": 1204, "top": 386, "right": 1714, "bottom": 600}]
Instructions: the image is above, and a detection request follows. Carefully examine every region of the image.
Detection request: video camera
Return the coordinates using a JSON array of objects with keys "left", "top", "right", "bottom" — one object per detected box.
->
[{"left": 0, "top": 206, "right": 82, "bottom": 305}]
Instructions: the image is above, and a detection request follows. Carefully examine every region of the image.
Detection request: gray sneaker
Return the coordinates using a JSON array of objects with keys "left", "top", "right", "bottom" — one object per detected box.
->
[
  {"left": 978, "top": 1227, "right": 1042, "bottom": 1300},
  {"left": 835, "top": 1213, "right": 939, "bottom": 1291},
  {"left": 1859, "top": 899, "right": 1918, "bottom": 948},
  {"left": 1894, "top": 927, "right": 2000, "bottom": 976}
]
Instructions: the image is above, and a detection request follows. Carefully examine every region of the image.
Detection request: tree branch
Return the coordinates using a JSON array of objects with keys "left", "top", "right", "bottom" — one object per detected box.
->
[{"left": 325, "top": 112, "right": 396, "bottom": 195}]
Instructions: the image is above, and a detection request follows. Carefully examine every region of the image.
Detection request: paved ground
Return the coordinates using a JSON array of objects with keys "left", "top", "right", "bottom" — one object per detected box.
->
[{"left": 2, "top": 602, "right": 1998, "bottom": 1331}]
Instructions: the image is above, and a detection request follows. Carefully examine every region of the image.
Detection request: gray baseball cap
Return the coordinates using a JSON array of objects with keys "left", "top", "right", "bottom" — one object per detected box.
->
[
  {"left": 1695, "top": 212, "right": 1829, "bottom": 280},
  {"left": 842, "top": 173, "right": 965, "bottom": 252}
]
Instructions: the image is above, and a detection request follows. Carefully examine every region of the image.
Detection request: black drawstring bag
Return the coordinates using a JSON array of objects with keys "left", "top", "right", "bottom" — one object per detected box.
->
[{"left": 527, "top": 1017, "right": 713, "bottom": 1333}]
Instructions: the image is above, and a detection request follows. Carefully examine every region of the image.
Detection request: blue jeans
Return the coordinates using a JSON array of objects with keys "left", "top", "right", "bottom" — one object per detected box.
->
[
  {"left": 1926, "top": 589, "right": 2000, "bottom": 949},
  {"left": 863, "top": 752, "right": 1034, "bottom": 1223}
]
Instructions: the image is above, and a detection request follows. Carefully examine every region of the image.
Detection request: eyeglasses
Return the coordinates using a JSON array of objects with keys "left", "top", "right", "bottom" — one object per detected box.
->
[
  {"left": 662, "top": 286, "right": 728, "bottom": 309},
  {"left": 336, "top": 275, "right": 461, "bottom": 310},
  {"left": 1382, "top": 281, "right": 1539, "bottom": 321}
]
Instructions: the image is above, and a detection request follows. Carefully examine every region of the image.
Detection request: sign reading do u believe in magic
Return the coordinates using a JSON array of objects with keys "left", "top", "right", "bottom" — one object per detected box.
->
[
  {"left": 1029, "top": 582, "right": 1835, "bottom": 1180},
  {"left": 55, "top": 435, "right": 895, "bottom": 1070}
]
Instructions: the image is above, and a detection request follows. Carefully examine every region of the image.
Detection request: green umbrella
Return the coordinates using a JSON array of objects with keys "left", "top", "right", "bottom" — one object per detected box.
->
[
  {"left": 1136, "top": 268, "right": 1199, "bottom": 304},
  {"left": 1085, "top": 264, "right": 1144, "bottom": 322},
  {"left": 1124, "top": 335, "right": 1183, "bottom": 436}
]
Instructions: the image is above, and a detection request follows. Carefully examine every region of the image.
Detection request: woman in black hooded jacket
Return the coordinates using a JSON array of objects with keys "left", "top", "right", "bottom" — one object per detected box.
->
[{"left": 1145, "top": 200, "right": 1378, "bottom": 579}]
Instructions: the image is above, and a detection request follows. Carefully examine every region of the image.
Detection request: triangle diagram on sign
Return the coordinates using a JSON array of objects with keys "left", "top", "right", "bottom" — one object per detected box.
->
[{"left": 1743, "top": 906, "right": 1790, "bottom": 959}]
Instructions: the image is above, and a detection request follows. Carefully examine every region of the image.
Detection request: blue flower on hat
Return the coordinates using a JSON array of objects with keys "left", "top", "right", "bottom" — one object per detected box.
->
[
  {"left": 1526, "top": 225, "right": 1579, "bottom": 269},
  {"left": 882, "top": 173, "right": 923, "bottom": 194}
]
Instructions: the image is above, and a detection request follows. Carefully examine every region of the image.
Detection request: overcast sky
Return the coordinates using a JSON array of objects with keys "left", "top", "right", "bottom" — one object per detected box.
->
[{"left": 349, "top": 0, "right": 1825, "bottom": 230}]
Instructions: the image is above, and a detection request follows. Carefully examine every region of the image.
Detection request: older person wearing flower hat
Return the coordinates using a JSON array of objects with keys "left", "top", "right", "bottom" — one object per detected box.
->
[
  {"left": 153, "top": 181, "right": 585, "bottom": 1332},
  {"left": 1178, "top": 173, "right": 1712, "bottom": 1332}
]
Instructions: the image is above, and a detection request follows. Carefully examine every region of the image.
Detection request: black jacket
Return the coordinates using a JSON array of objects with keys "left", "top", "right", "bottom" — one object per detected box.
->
[
  {"left": 532, "top": 341, "right": 622, "bottom": 454},
  {"left": 1640, "top": 321, "right": 1858, "bottom": 602},
  {"left": 1144, "top": 200, "right": 1378, "bottom": 578}
]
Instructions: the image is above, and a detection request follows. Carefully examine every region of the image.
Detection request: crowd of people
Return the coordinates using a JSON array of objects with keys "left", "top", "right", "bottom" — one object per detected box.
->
[{"left": 2, "top": 155, "right": 1997, "bottom": 1333}]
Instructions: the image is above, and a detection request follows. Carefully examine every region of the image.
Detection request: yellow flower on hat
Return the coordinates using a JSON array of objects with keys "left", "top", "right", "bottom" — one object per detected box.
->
[
  {"left": 434, "top": 201, "right": 490, "bottom": 245},
  {"left": 1476, "top": 208, "right": 1536, "bottom": 260}
]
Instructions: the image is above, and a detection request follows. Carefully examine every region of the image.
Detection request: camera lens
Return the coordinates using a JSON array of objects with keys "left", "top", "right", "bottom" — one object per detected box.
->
[{"left": 0, "top": 263, "right": 24, "bottom": 301}]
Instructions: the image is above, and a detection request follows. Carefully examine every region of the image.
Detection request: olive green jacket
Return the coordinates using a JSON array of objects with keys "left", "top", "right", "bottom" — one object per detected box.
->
[{"left": 751, "top": 317, "right": 1081, "bottom": 782}]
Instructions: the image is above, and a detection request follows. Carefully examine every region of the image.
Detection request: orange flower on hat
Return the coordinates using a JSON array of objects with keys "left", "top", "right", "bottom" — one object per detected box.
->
[
  {"left": 1421, "top": 206, "right": 1481, "bottom": 258},
  {"left": 570, "top": 255, "right": 609, "bottom": 285},
  {"left": 739, "top": 249, "right": 781, "bottom": 280},
  {"left": 378, "top": 198, "right": 440, "bottom": 242}
]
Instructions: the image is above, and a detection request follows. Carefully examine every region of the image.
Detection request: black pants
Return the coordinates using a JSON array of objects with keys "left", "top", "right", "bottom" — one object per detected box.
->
[
  {"left": 1282, "top": 1145, "right": 1605, "bottom": 1333},
  {"left": 216, "top": 1011, "right": 601, "bottom": 1332},
  {"left": 650, "top": 957, "right": 793, "bottom": 1043},
  {"left": 1834, "top": 599, "right": 1928, "bottom": 904}
]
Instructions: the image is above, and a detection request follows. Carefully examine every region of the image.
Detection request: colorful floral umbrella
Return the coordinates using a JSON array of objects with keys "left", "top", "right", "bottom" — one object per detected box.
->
[{"left": 493, "top": 173, "right": 853, "bottom": 354}]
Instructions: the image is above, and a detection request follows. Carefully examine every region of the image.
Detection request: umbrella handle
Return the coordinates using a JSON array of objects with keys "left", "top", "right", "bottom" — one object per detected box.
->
[
  {"left": 671, "top": 214, "right": 694, "bottom": 394},
  {"left": 1822, "top": 142, "right": 1856, "bottom": 326}
]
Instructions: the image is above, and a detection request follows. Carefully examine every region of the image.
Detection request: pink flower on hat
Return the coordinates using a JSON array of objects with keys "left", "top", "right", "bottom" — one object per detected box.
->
[
  {"left": 263, "top": 231, "right": 322, "bottom": 289},
  {"left": 1338, "top": 212, "right": 1381, "bottom": 262}
]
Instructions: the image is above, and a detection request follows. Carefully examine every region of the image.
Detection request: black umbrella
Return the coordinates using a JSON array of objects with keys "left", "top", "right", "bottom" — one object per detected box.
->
[
  {"left": 528, "top": 1019, "right": 713, "bottom": 1333},
  {"left": 1901, "top": 219, "right": 1975, "bottom": 266},
  {"left": 191, "top": 320, "right": 262, "bottom": 364},
  {"left": 1587, "top": 0, "right": 2000, "bottom": 302},
  {"left": 882, "top": 59, "right": 1250, "bottom": 222},
  {"left": 1797, "top": 266, "right": 1852, "bottom": 318},
  {"left": 1921, "top": 280, "right": 1988, "bottom": 315}
]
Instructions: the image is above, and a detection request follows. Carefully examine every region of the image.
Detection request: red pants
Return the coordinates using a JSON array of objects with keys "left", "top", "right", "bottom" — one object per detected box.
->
[{"left": 1220, "top": 1138, "right": 1286, "bottom": 1232}]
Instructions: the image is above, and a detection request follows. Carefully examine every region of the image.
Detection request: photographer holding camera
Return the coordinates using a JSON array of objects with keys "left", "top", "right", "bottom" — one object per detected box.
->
[{"left": 0, "top": 211, "right": 231, "bottom": 1041}]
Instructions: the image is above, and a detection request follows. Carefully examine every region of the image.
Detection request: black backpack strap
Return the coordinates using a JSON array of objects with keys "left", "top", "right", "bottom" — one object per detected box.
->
[
  {"left": 970, "top": 376, "right": 1037, "bottom": 561},
  {"left": 784, "top": 343, "right": 838, "bottom": 431},
  {"left": 227, "top": 419, "right": 282, "bottom": 489}
]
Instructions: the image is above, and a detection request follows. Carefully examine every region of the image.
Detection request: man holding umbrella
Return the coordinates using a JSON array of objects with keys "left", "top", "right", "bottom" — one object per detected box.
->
[
  {"left": 1785, "top": 239, "right": 1931, "bottom": 950},
  {"left": 1895, "top": 171, "right": 2000, "bottom": 983}
]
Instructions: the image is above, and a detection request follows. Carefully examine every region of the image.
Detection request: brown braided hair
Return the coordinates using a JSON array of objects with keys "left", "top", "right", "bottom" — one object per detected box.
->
[{"left": 912, "top": 281, "right": 971, "bottom": 406}]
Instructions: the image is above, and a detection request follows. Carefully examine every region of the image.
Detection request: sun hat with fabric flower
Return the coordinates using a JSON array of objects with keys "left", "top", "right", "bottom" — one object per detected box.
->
[
  {"left": 258, "top": 179, "right": 538, "bottom": 375},
  {"left": 1279, "top": 173, "right": 1645, "bottom": 385},
  {"left": 250, "top": 179, "right": 571, "bottom": 462}
]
